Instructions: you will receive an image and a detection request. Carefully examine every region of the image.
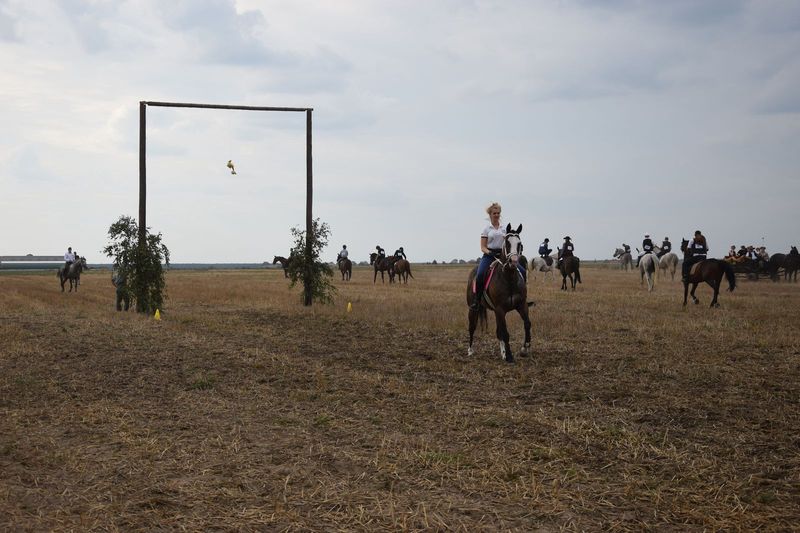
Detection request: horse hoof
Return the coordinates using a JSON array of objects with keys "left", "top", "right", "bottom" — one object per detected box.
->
[
  {"left": 467, "top": 347, "right": 474, "bottom": 357},
  {"left": 505, "top": 355, "right": 515, "bottom": 364}
]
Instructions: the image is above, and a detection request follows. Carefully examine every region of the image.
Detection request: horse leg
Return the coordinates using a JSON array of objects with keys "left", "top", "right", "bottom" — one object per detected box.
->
[
  {"left": 709, "top": 278, "right": 721, "bottom": 307},
  {"left": 571, "top": 273, "right": 576, "bottom": 290},
  {"left": 494, "top": 311, "right": 513, "bottom": 363},
  {"left": 683, "top": 281, "right": 689, "bottom": 306},
  {"left": 468, "top": 308, "right": 478, "bottom": 356},
  {"left": 517, "top": 306, "right": 531, "bottom": 357},
  {"left": 690, "top": 283, "right": 699, "bottom": 304}
]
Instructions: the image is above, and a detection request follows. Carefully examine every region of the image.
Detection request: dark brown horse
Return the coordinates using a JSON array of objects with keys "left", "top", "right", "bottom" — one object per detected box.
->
[
  {"left": 557, "top": 248, "right": 582, "bottom": 291},
  {"left": 369, "top": 253, "right": 396, "bottom": 283},
  {"left": 273, "top": 255, "right": 292, "bottom": 278},
  {"left": 338, "top": 258, "right": 352, "bottom": 281},
  {"left": 393, "top": 258, "right": 414, "bottom": 284},
  {"left": 680, "top": 238, "right": 736, "bottom": 307},
  {"left": 467, "top": 224, "right": 532, "bottom": 363},
  {"left": 57, "top": 257, "right": 87, "bottom": 292}
]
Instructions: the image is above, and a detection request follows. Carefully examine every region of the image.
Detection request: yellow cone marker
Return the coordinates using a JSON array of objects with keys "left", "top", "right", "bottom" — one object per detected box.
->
[
  {"left": 347, "top": 302, "right": 352, "bottom": 313},
  {"left": 154, "top": 309, "right": 161, "bottom": 320}
]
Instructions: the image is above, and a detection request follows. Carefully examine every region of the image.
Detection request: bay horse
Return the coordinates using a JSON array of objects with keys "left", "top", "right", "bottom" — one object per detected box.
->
[
  {"left": 557, "top": 248, "right": 582, "bottom": 291},
  {"left": 613, "top": 247, "right": 633, "bottom": 271},
  {"left": 680, "top": 238, "right": 736, "bottom": 307},
  {"left": 273, "top": 255, "right": 292, "bottom": 278},
  {"left": 338, "top": 258, "right": 352, "bottom": 281},
  {"left": 639, "top": 252, "right": 659, "bottom": 292},
  {"left": 369, "top": 253, "right": 396, "bottom": 283},
  {"left": 393, "top": 258, "right": 414, "bottom": 284},
  {"left": 467, "top": 224, "right": 532, "bottom": 363},
  {"left": 57, "top": 256, "right": 87, "bottom": 292},
  {"left": 653, "top": 245, "right": 679, "bottom": 281}
]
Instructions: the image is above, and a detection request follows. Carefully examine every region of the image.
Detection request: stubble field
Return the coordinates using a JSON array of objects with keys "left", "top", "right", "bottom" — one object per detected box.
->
[{"left": 1, "top": 264, "right": 798, "bottom": 531}]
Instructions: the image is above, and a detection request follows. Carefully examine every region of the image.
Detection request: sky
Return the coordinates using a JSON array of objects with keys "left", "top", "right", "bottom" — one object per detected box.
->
[{"left": 1, "top": 0, "right": 798, "bottom": 263}]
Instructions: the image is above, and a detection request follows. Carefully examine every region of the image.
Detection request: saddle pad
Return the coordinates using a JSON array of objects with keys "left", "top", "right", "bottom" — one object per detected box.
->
[{"left": 689, "top": 261, "right": 705, "bottom": 277}]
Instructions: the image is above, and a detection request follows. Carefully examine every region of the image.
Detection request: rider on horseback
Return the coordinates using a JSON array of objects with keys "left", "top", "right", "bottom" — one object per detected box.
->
[
  {"left": 63, "top": 246, "right": 75, "bottom": 272},
  {"left": 637, "top": 234, "right": 654, "bottom": 267},
  {"left": 658, "top": 237, "right": 671, "bottom": 258},
  {"left": 682, "top": 230, "right": 708, "bottom": 282},
  {"left": 394, "top": 246, "right": 406, "bottom": 260},
  {"left": 538, "top": 238, "right": 552, "bottom": 258},
  {"left": 558, "top": 236, "right": 574, "bottom": 268},
  {"left": 336, "top": 245, "right": 348, "bottom": 267},
  {"left": 471, "top": 202, "right": 506, "bottom": 310},
  {"left": 375, "top": 245, "right": 385, "bottom": 260}
]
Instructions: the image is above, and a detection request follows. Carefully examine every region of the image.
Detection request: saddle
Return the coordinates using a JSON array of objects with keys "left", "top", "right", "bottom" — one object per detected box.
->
[{"left": 472, "top": 261, "right": 524, "bottom": 310}]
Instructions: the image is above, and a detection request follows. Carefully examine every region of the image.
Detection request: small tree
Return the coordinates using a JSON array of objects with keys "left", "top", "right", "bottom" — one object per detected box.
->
[
  {"left": 286, "top": 218, "right": 336, "bottom": 305},
  {"left": 103, "top": 215, "right": 170, "bottom": 313}
]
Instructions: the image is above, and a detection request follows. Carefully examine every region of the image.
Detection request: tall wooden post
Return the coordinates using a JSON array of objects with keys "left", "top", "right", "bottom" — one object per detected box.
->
[
  {"left": 304, "top": 109, "right": 313, "bottom": 306},
  {"left": 137, "top": 102, "right": 147, "bottom": 312},
  {"left": 138, "top": 102, "right": 147, "bottom": 244}
]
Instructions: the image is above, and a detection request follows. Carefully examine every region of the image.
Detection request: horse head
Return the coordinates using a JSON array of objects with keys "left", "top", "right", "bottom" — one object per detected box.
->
[
  {"left": 502, "top": 223, "right": 523, "bottom": 271},
  {"left": 680, "top": 238, "right": 690, "bottom": 255},
  {"left": 791, "top": 246, "right": 798, "bottom": 256},
  {"left": 369, "top": 252, "right": 377, "bottom": 265},
  {"left": 613, "top": 248, "right": 623, "bottom": 258}
]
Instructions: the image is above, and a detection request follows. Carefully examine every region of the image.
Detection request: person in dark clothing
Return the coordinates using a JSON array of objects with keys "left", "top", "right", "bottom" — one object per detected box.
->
[
  {"left": 558, "top": 236, "right": 574, "bottom": 267},
  {"left": 657, "top": 237, "right": 671, "bottom": 258},
  {"left": 112, "top": 269, "right": 130, "bottom": 311},
  {"left": 682, "top": 230, "right": 708, "bottom": 282},
  {"left": 538, "top": 238, "right": 552, "bottom": 258},
  {"left": 394, "top": 246, "right": 406, "bottom": 260},
  {"left": 637, "top": 234, "right": 654, "bottom": 267},
  {"left": 375, "top": 245, "right": 386, "bottom": 260}
]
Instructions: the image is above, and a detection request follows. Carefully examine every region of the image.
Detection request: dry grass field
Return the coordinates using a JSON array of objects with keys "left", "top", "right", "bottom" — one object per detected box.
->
[{"left": 1, "top": 264, "right": 798, "bottom": 531}]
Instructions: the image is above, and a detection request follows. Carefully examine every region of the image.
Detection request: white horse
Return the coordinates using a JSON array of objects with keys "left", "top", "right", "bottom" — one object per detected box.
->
[
  {"left": 639, "top": 253, "right": 659, "bottom": 292},
  {"left": 530, "top": 255, "right": 557, "bottom": 280},
  {"left": 613, "top": 247, "right": 633, "bottom": 271},
  {"left": 653, "top": 245, "right": 679, "bottom": 281}
]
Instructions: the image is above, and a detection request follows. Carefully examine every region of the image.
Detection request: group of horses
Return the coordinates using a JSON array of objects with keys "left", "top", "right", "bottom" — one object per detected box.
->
[
  {"left": 368, "top": 253, "right": 413, "bottom": 284},
  {"left": 272, "top": 253, "right": 411, "bottom": 284},
  {"left": 612, "top": 246, "right": 679, "bottom": 292}
]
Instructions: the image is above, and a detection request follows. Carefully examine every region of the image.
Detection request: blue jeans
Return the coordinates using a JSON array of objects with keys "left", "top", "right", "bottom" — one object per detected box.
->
[{"left": 476, "top": 253, "right": 526, "bottom": 290}]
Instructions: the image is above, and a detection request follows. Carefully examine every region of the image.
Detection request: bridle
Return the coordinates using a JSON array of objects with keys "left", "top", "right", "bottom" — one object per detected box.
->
[{"left": 501, "top": 232, "right": 522, "bottom": 268}]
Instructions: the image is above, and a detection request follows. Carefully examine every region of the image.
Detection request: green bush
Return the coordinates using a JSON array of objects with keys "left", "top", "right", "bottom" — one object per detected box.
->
[
  {"left": 103, "top": 215, "right": 170, "bottom": 314},
  {"left": 286, "top": 218, "right": 336, "bottom": 305}
]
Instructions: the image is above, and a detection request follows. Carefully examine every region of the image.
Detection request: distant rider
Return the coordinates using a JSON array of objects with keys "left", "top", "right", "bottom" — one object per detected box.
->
[
  {"left": 63, "top": 246, "right": 75, "bottom": 272},
  {"left": 336, "top": 245, "right": 349, "bottom": 266},
  {"left": 538, "top": 238, "right": 552, "bottom": 258},
  {"left": 658, "top": 237, "right": 671, "bottom": 258},
  {"left": 682, "top": 230, "right": 708, "bottom": 282},
  {"left": 394, "top": 246, "right": 407, "bottom": 260},
  {"left": 637, "top": 234, "right": 654, "bottom": 267},
  {"left": 558, "top": 236, "right": 574, "bottom": 268}
]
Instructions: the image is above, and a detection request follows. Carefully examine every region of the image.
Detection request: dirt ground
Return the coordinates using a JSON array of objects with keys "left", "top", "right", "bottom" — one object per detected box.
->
[{"left": 1, "top": 265, "right": 798, "bottom": 531}]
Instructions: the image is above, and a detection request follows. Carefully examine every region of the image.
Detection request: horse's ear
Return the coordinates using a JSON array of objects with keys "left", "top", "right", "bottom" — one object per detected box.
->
[
  {"left": 505, "top": 223, "right": 511, "bottom": 233},
  {"left": 516, "top": 224, "right": 522, "bottom": 234}
]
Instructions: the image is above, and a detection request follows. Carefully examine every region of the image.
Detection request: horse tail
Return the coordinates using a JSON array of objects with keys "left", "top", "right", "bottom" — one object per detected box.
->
[
  {"left": 721, "top": 260, "right": 736, "bottom": 292},
  {"left": 575, "top": 260, "right": 582, "bottom": 284},
  {"left": 477, "top": 304, "right": 488, "bottom": 329},
  {"left": 407, "top": 263, "right": 414, "bottom": 278}
]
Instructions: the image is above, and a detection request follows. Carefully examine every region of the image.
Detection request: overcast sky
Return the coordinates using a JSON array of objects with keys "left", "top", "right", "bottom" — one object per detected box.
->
[{"left": 1, "top": 0, "right": 798, "bottom": 263}]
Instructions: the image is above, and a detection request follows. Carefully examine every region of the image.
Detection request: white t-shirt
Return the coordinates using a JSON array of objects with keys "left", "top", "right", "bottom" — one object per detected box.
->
[
  {"left": 339, "top": 249, "right": 348, "bottom": 259},
  {"left": 481, "top": 224, "right": 505, "bottom": 250},
  {"left": 64, "top": 251, "right": 75, "bottom": 262}
]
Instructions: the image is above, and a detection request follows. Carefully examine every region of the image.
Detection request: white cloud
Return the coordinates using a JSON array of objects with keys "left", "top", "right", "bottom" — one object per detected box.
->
[{"left": 1, "top": 0, "right": 799, "bottom": 263}]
